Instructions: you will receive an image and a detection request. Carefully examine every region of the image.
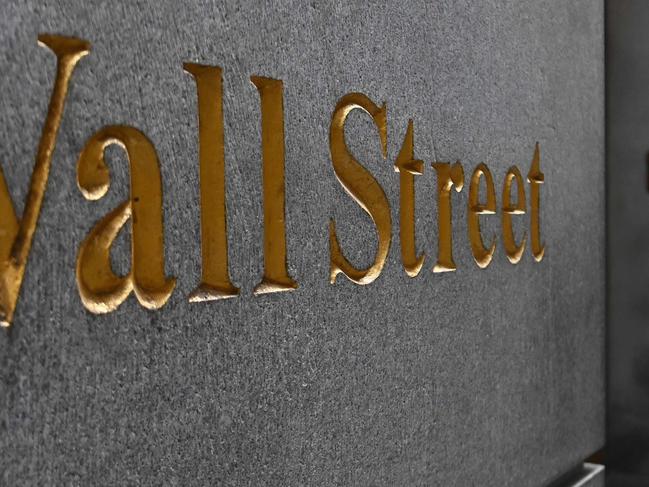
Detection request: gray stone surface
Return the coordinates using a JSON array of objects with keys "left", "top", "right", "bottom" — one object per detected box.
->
[
  {"left": 0, "top": 1, "right": 604, "bottom": 485},
  {"left": 608, "top": 1, "right": 649, "bottom": 485}
]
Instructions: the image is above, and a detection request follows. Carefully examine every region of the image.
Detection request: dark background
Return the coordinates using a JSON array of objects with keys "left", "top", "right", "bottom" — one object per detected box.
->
[{"left": 607, "top": 0, "right": 649, "bottom": 485}]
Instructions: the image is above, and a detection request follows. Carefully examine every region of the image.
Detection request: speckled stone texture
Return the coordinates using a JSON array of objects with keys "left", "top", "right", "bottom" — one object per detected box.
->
[{"left": 0, "top": 1, "right": 604, "bottom": 485}]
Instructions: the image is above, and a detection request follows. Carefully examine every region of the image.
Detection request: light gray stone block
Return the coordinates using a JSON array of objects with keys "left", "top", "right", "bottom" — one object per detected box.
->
[{"left": 0, "top": 1, "right": 604, "bottom": 485}]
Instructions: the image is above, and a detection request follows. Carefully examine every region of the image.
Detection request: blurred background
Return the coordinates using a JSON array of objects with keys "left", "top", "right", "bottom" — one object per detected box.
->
[{"left": 607, "top": 1, "right": 649, "bottom": 485}]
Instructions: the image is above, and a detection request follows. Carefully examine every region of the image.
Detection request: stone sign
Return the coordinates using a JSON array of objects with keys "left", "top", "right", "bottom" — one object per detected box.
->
[{"left": 0, "top": 1, "right": 604, "bottom": 485}]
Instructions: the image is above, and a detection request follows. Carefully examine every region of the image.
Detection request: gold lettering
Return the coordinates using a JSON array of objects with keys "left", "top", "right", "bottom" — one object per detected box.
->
[
  {"left": 431, "top": 161, "right": 464, "bottom": 272},
  {"left": 0, "top": 35, "right": 89, "bottom": 328},
  {"left": 250, "top": 76, "right": 298, "bottom": 294},
  {"left": 329, "top": 93, "right": 391, "bottom": 285},
  {"left": 502, "top": 166, "right": 527, "bottom": 264},
  {"left": 527, "top": 143, "right": 545, "bottom": 261},
  {"left": 394, "top": 120, "right": 424, "bottom": 277},
  {"left": 468, "top": 163, "right": 496, "bottom": 268},
  {"left": 76, "top": 126, "right": 176, "bottom": 313},
  {"left": 184, "top": 63, "right": 239, "bottom": 302}
]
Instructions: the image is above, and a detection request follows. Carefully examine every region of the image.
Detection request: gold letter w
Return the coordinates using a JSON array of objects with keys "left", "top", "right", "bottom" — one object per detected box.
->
[{"left": 0, "top": 35, "right": 89, "bottom": 328}]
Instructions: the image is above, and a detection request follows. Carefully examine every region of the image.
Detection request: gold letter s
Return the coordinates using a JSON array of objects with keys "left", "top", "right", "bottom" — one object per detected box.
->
[
  {"left": 76, "top": 126, "right": 176, "bottom": 313},
  {"left": 0, "top": 35, "right": 89, "bottom": 327},
  {"left": 329, "top": 93, "right": 391, "bottom": 285}
]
